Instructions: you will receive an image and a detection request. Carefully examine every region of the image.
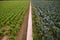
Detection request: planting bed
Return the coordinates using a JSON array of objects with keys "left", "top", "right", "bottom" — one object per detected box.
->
[{"left": 0, "top": 1, "right": 29, "bottom": 40}]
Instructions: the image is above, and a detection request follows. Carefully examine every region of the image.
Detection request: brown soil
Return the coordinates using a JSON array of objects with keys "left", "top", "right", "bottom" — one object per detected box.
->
[
  {"left": 0, "top": 35, "right": 4, "bottom": 40},
  {"left": 15, "top": 6, "right": 29, "bottom": 40},
  {"left": 1, "top": 36, "right": 8, "bottom": 40}
]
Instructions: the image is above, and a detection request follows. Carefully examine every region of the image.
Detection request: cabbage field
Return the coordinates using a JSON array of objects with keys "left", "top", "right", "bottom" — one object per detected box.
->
[
  {"left": 0, "top": 1, "right": 29, "bottom": 40},
  {"left": 32, "top": 1, "right": 60, "bottom": 40}
]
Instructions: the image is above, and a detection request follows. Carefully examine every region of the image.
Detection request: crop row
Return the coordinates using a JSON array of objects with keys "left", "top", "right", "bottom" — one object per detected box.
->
[{"left": 0, "top": 1, "right": 29, "bottom": 40}]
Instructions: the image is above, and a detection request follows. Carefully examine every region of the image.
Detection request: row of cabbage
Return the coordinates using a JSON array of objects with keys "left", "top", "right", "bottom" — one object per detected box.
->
[
  {"left": 0, "top": 1, "right": 29, "bottom": 40},
  {"left": 32, "top": 1, "right": 60, "bottom": 40}
]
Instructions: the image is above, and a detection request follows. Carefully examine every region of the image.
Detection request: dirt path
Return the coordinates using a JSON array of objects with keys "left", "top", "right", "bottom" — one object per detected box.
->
[
  {"left": 15, "top": 6, "right": 29, "bottom": 40},
  {"left": 27, "top": 2, "right": 33, "bottom": 40}
]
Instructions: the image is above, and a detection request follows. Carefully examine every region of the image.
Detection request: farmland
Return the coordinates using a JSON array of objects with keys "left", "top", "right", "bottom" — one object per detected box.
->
[
  {"left": 0, "top": 0, "right": 60, "bottom": 40},
  {"left": 0, "top": 1, "right": 29, "bottom": 40},
  {"left": 32, "top": 1, "right": 60, "bottom": 40}
]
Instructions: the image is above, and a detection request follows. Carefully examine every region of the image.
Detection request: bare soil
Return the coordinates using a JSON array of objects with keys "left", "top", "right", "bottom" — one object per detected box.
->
[{"left": 1, "top": 36, "right": 8, "bottom": 40}]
